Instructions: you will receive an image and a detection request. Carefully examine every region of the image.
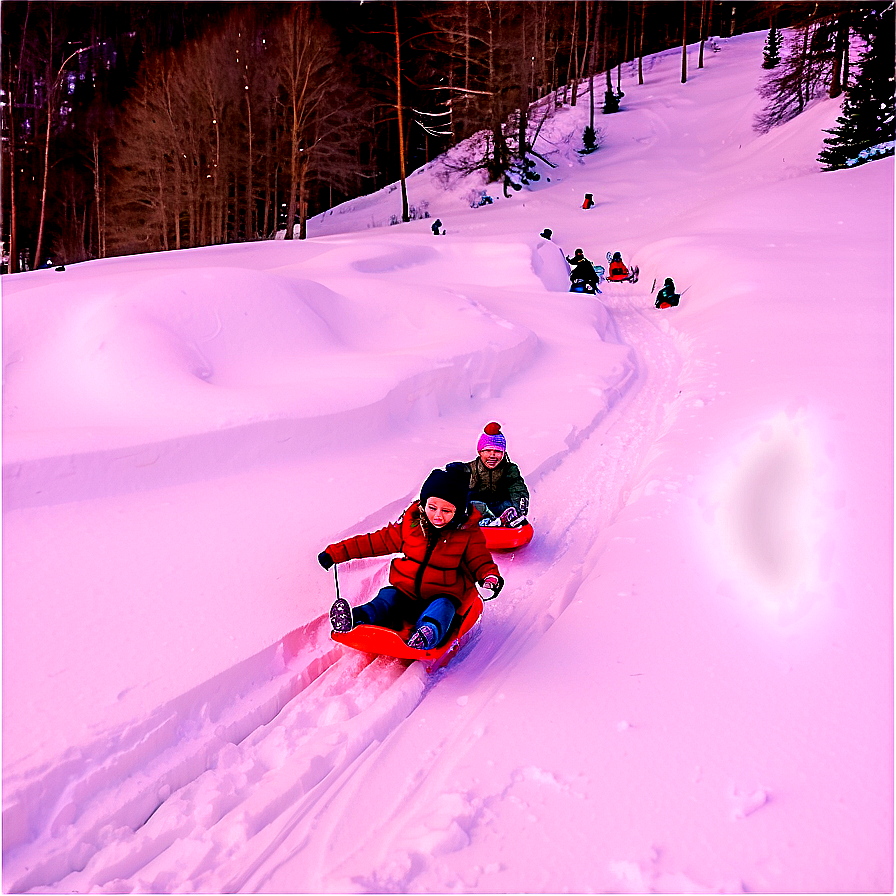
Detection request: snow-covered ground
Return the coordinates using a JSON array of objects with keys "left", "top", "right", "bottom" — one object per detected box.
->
[{"left": 2, "top": 31, "right": 893, "bottom": 894}]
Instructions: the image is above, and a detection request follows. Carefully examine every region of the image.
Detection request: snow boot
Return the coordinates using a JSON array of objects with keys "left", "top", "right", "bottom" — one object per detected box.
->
[
  {"left": 330, "top": 597, "right": 354, "bottom": 633},
  {"left": 407, "top": 623, "right": 438, "bottom": 651}
]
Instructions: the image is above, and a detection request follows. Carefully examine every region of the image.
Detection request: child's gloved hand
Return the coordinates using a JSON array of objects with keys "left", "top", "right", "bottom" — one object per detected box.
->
[
  {"left": 480, "top": 574, "right": 504, "bottom": 598},
  {"left": 318, "top": 551, "right": 335, "bottom": 570},
  {"left": 499, "top": 507, "right": 519, "bottom": 526}
]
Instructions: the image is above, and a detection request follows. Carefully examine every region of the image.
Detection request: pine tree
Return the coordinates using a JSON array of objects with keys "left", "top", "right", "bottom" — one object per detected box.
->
[
  {"left": 762, "top": 26, "right": 782, "bottom": 69},
  {"left": 818, "top": 4, "right": 895, "bottom": 170}
]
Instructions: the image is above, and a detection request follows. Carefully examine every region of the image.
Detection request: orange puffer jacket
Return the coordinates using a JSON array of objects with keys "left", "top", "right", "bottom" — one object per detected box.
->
[{"left": 325, "top": 502, "right": 499, "bottom": 612}]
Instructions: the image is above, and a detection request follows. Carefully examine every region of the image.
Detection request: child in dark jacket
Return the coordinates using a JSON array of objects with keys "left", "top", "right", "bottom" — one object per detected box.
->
[
  {"left": 655, "top": 277, "right": 680, "bottom": 308},
  {"left": 566, "top": 249, "right": 599, "bottom": 291},
  {"left": 319, "top": 464, "right": 502, "bottom": 650},
  {"left": 464, "top": 422, "right": 530, "bottom": 527}
]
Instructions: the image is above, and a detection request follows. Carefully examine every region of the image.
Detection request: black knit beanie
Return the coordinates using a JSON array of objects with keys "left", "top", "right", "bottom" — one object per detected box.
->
[{"left": 420, "top": 463, "right": 470, "bottom": 522}]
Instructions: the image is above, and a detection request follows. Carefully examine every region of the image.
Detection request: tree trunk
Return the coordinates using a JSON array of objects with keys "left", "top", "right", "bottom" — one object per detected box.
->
[
  {"left": 35, "top": 95, "right": 53, "bottom": 267},
  {"left": 463, "top": 1, "right": 470, "bottom": 133},
  {"left": 158, "top": 169, "right": 169, "bottom": 251},
  {"left": 797, "top": 23, "right": 811, "bottom": 113},
  {"left": 5, "top": 100, "right": 18, "bottom": 273},
  {"left": 842, "top": 21, "right": 850, "bottom": 89},
  {"left": 828, "top": 15, "right": 848, "bottom": 99},
  {"left": 3, "top": 2, "right": 30, "bottom": 274},
  {"left": 35, "top": 10, "right": 59, "bottom": 269},
  {"left": 518, "top": 3, "right": 529, "bottom": 158},
  {"left": 573, "top": 0, "right": 592, "bottom": 107},
  {"left": 638, "top": 1, "right": 646, "bottom": 85},
  {"left": 565, "top": 0, "right": 578, "bottom": 103},
  {"left": 285, "top": 108, "right": 299, "bottom": 240},
  {"left": 393, "top": 1, "right": 409, "bottom": 223},
  {"left": 448, "top": 59, "right": 456, "bottom": 144},
  {"left": 698, "top": 0, "right": 707, "bottom": 69},
  {"left": 590, "top": 0, "right": 601, "bottom": 128},
  {"left": 298, "top": 156, "right": 308, "bottom": 240},
  {"left": 92, "top": 132, "right": 105, "bottom": 258},
  {"left": 681, "top": 1, "right": 688, "bottom": 84},
  {"left": 617, "top": 1, "right": 629, "bottom": 93},
  {"left": 245, "top": 87, "right": 255, "bottom": 238}
]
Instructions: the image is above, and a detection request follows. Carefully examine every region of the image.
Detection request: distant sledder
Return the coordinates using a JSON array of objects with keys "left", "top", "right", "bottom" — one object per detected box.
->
[
  {"left": 605, "top": 251, "right": 639, "bottom": 283},
  {"left": 655, "top": 277, "right": 680, "bottom": 308},
  {"left": 566, "top": 248, "right": 603, "bottom": 294}
]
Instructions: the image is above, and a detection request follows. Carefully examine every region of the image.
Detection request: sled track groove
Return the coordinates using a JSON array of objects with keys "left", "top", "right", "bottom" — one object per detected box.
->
[
  {"left": 433, "top": 289, "right": 693, "bottom": 686},
  {"left": 3, "top": 619, "right": 433, "bottom": 893}
]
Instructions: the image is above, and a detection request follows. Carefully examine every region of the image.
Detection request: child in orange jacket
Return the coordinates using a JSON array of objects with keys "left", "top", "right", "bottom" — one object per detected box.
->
[{"left": 319, "top": 463, "right": 502, "bottom": 650}]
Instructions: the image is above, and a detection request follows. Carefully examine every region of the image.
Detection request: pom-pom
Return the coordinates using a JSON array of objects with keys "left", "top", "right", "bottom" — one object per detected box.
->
[{"left": 484, "top": 421, "right": 502, "bottom": 436}]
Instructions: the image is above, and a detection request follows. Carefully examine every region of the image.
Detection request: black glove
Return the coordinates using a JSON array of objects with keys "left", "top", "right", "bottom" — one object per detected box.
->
[
  {"left": 480, "top": 574, "right": 504, "bottom": 599},
  {"left": 318, "top": 551, "right": 335, "bottom": 570}
]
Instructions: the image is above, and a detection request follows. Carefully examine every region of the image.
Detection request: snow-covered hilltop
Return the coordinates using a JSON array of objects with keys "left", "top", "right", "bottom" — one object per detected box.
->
[{"left": 2, "top": 32, "right": 893, "bottom": 893}]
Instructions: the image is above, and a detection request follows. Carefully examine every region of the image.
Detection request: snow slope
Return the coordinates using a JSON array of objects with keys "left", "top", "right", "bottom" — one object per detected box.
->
[{"left": 2, "top": 32, "right": 893, "bottom": 893}]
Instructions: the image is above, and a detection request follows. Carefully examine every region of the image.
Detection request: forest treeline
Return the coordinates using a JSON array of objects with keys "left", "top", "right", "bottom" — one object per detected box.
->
[{"left": 1, "top": 1, "right": 889, "bottom": 272}]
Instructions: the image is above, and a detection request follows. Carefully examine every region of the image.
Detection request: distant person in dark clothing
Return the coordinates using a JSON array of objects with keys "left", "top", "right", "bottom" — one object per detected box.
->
[
  {"left": 566, "top": 248, "right": 599, "bottom": 291},
  {"left": 655, "top": 277, "right": 680, "bottom": 308}
]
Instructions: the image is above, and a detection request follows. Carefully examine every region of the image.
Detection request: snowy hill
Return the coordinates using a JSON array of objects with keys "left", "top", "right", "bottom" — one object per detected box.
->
[{"left": 2, "top": 32, "right": 893, "bottom": 893}]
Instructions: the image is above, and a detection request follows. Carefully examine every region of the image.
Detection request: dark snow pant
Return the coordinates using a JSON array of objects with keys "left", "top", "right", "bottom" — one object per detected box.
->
[
  {"left": 569, "top": 264, "right": 597, "bottom": 289},
  {"left": 354, "top": 587, "right": 458, "bottom": 647}
]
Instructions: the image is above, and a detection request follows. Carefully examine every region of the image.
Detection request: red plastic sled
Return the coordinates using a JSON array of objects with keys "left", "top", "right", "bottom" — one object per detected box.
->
[
  {"left": 481, "top": 521, "right": 534, "bottom": 551},
  {"left": 331, "top": 594, "right": 484, "bottom": 673}
]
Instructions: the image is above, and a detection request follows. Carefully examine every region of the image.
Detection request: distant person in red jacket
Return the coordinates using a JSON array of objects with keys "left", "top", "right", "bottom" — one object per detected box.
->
[
  {"left": 607, "top": 252, "right": 630, "bottom": 280},
  {"left": 319, "top": 464, "right": 503, "bottom": 650}
]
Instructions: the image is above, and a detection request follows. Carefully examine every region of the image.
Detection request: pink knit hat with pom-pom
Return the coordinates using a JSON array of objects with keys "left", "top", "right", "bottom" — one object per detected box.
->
[{"left": 477, "top": 421, "right": 507, "bottom": 453}]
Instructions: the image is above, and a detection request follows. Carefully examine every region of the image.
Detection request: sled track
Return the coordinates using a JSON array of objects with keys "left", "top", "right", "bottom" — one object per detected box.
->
[
  {"left": 406, "top": 288, "right": 697, "bottom": 706},
  {"left": 3, "top": 291, "right": 693, "bottom": 894},
  {"left": 4, "top": 619, "right": 435, "bottom": 893}
]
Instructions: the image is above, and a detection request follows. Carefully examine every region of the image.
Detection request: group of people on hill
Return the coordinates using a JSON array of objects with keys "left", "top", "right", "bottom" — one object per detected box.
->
[
  {"left": 539, "top": 229, "right": 679, "bottom": 307},
  {"left": 565, "top": 248, "right": 636, "bottom": 291},
  {"left": 319, "top": 422, "right": 529, "bottom": 651}
]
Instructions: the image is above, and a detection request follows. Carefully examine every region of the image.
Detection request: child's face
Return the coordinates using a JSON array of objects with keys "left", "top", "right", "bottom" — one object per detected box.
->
[
  {"left": 424, "top": 497, "right": 457, "bottom": 528},
  {"left": 479, "top": 448, "right": 504, "bottom": 469}
]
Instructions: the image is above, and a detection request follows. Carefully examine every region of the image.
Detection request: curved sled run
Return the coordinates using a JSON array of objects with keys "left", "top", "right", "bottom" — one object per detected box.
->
[
  {"left": 482, "top": 521, "right": 534, "bottom": 551},
  {"left": 331, "top": 593, "right": 485, "bottom": 673}
]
